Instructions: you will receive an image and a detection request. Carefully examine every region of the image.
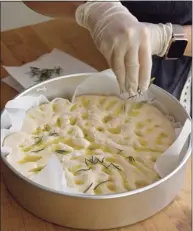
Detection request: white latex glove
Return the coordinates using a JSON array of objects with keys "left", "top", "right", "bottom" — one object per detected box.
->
[{"left": 76, "top": 1, "right": 172, "bottom": 97}]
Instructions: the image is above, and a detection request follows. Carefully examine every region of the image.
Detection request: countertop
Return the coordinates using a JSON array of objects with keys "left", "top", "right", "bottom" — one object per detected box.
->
[{"left": 1, "top": 19, "right": 192, "bottom": 231}]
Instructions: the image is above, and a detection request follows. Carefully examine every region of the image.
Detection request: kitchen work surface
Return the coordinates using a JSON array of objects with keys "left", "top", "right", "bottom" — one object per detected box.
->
[{"left": 1, "top": 19, "right": 192, "bottom": 231}]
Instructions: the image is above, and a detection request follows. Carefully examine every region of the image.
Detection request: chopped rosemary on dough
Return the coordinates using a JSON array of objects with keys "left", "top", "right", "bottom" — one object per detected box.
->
[
  {"left": 83, "top": 182, "right": 93, "bottom": 193},
  {"left": 75, "top": 167, "right": 91, "bottom": 174},
  {"left": 49, "top": 132, "right": 59, "bottom": 136},
  {"left": 42, "top": 124, "right": 51, "bottom": 132},
  {"left": 126, "top": 156, "right": 135, "bottom": 164},
  {"left": 116, "top": 148, "right": 123, "bottom": 154},
  {"left": 32, "top": 148, "right": 44, "bottom": 153},
  {"left": 85, "top": 156, "right": 105, "bottom": 166},
  {"left": 55, "top": 150, "right": 70, "bottom": 155},
  {"left": 107, "top": 163, "right": 122, "bottom": 171},
  {"left": 94, "top": 180, "right": 111, "bottom": 191},
  {"left": 34, "top": 136, "right": 43, "bottom": 146}
]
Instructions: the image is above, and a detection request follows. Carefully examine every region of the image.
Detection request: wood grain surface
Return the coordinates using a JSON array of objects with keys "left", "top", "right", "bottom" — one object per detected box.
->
[{"left": 1, "top": 19, "right": 192, "bottom": 231}]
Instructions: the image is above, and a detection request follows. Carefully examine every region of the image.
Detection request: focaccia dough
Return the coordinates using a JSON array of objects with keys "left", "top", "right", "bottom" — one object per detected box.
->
[{"left": 4, "top": 95, "right": 176, "bottom": 195}]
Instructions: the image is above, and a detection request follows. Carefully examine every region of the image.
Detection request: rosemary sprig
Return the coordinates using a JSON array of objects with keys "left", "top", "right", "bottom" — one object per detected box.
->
[
  {"left": 29, "top": 67, "right": 39, "bottom": 76},
  {"left": 126, "top": 156, "right": 135, "bottom": 164},
  {"left": 34, "top": 136, "right": 43, "bottom": 145},
  {"left": 55, "top": 150, "right": 70, "bottom": 155},
  {"left": 32, "top": 148, "right": 44, "bottom": 153},
  {"left": 83, "top": 182, "right": 93, "bottom": 193},
  {"left": 98, "top": 157, "right": 105, "bottom": 164},
  {"left": 90, "top": 156, "right": 94, "bottom": 164},
  {"left": 85, "top": 157, "right": 105, "bottom": 167},
  {"left": 91, "top": 156, "right": 98, "bottom": 164},
  {"left": 85, "top": 158, "right": 90, "bottom": 166},
  {"left": 107, "top": 163, "right": 122, "bottom": 171},
  {"left": 94, "top": 180, "right": 111, "bottom": 190},
  {"left": 76, "top": 167, "right": 91, "bottom": 174},
  {"left": 28, "top": 66, "right": 63, "bottom": 83},
  {"left": 116, "top": 148, "right": 123, "bottom": 154},
  {"left": 21, "top": 136, "right": 43, "bottom": 153},
  {"left": 101, "top": 163, "right": 109, "bottom": 169},
  {"left": 49, "top": 132, "right": 59, "bottom": 136}
]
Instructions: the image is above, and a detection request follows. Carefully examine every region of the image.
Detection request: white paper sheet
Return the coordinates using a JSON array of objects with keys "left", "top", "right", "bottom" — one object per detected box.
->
[
  {"left": 1, "top": 76, "right": 24, "bottom": 92},
  {"left": 3, "top": 48, "right": 97, "bottom": 89},
  {"left": 72, "top": 69, "right": 120, "bottom": 100},
  {"left": 1, "top": 69, "right": 191, "bottom": 194}
]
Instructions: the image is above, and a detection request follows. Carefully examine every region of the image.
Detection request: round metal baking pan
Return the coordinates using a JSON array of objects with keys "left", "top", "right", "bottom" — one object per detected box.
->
[{"left": 1, "top": 73, "right": 191, "bottom": 229}]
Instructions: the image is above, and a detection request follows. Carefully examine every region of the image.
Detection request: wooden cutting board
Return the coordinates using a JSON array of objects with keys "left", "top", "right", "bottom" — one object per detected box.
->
[{"left": 1, "top": 19, "right": 191, "bottom": 231}]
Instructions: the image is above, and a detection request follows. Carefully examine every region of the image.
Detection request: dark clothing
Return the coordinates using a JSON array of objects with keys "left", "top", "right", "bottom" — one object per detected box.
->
[{"left": 121, "top": 1, "right": 192, "bottom": 99}]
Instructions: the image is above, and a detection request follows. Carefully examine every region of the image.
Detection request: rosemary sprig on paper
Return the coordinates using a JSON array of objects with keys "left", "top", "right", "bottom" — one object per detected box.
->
[
  {"left": 28, "top": 66, "right": 63, "bottom": 83},
  {"left": 85, "top": 156, "right": 122, "bottom": 171}
]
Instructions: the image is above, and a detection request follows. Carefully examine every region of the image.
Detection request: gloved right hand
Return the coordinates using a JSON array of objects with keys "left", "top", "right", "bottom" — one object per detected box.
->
[{"left": 75, "top": 1, "right": 172, "bottom": 97}]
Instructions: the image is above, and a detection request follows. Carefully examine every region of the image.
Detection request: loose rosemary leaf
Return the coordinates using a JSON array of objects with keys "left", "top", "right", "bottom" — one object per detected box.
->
[
  {"left": 49, "top": 132, "right": 59, "bottom": 137},
  {"left": 34, "top": 136, "right": 43, "bottom": 146},
  {"left": 55, "top": 150, "right": 70, "bottom": 155},
  {"left": 94, "top": 180, "right": 111, "bottom": 190},
  {"left": 75, "top": 167, "right": 91, "bottom": 174},
  {"left": 116, "top": 148, "right": 123, "bottom": 154},
  {"left": 32, "top": 148, "right": 44, "bottom": 153},
  {"left": 126, "top": 156, "right": 135, "bottom": 164},
  {"left": 101, "top": 163, "right": 109, "bottom": 169},
  {"left": 85, "top": 158, "right": 90, "bottom": 166},
  {"left": 97, "top": 157, "right": 105, "bottom": 163},
  {"left": 83, "top": 182, "right": 93, "bottom": 193},
  {"left": 107, "top": 163, "right": 122, "bottom": 171}
]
